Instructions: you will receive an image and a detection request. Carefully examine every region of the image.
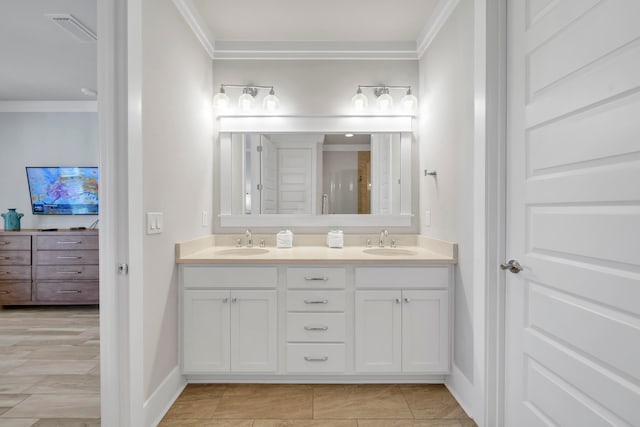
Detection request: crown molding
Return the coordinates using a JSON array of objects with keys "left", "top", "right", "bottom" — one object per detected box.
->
[
  {"left": 416, "top": 0, "right": 460, "bottom": 59},
  {"left": 0, "top": 101, "right": 98, "bottom": 112},
  {"left": 172, "top": 0, "right": 215, "bottom": 58},
  {"left": 173, "top": 0, "right": 459, "bottom": 61}
]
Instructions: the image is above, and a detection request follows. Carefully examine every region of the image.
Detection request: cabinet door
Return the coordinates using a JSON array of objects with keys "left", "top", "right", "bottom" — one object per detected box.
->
[
  {"left": 230, "top": 290, "right": 277, "bottom": 372},
  {"left": 355, "top": 290, "right": 402, "bottom": 372},
  {"left": 402, "top": 290, "right": 449, "bottom": 373},
  {"left": 183, "top": 290, "right": 230, "bottom": 373}
]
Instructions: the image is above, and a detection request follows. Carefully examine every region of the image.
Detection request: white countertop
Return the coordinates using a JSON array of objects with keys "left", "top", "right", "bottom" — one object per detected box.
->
[{"left": 175, "top": 234, "right": 457, "bottom": 265}]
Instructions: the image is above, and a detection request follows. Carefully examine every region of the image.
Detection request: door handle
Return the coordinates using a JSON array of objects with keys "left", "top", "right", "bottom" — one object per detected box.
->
[{"left": 500, "top": 259, "right": 523, "bottom": 274}]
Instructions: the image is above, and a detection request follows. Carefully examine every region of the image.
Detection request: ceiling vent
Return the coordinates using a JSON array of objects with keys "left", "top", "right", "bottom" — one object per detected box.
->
[{"left": 46, "top": 13, "right": 97, "bottom": 42}]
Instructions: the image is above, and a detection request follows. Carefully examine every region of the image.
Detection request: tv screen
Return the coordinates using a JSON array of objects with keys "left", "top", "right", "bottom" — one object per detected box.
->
[{"left": 25, "top": 167, "right": 99, "bottom": 215}]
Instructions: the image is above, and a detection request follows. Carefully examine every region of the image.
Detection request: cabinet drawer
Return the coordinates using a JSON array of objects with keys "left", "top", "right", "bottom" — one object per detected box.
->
[
  {"left": 287, "top": 313, "right": 345, "bottom": 342},
  {"left": 286, "top": 267, "right": 346, "bottom": 289},
  {"left": 37, "top": 234, "right": 98, "bottom": 250},
  {"left": 0, "top": 251, "right": 31, "bottom": 266},
  {"left": 0, "top": 235, "right": 30, "bottom": 251},
  {"left": 0, "top": 281, "right": 31, "bottom": 304},
  {"left": 286, "top": 343, "right": 345, "bottom": 373},
  {"left": 183, "top": 266, "right": 277, "bottom": 289},
  {"left": 37, "top": 250, "right": 99, "bottom": 265},
  {"left": 35, "top": 281, "right": 98, "bottom": 303},
  {"left": 287, "top": 290, "right": 346, "bottom": 312},
  {"left": 0, "top": 266, "right": 31, "bottom": 281},
  {"left": 36, "top": 265, "right": 99, "bottom": 281},
  {"left": 355, "top": 266, "right": 449, "bottom": 289}
]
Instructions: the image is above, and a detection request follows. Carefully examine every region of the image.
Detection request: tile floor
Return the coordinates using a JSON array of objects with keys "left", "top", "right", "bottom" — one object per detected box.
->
[
  {"left": 160, "top": 384, "right": 477, "bottom": 427},
  {"left": 0, "top": 305, "right": 100, "bottom": 427}
]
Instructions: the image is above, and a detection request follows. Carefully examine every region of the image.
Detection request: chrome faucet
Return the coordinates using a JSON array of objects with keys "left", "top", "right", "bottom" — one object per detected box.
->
[
  {"left": 245, "top": 229, "right": 253, "bottom": 248},
  {"left": 379, "top": 229, "right": 388, "bottom": 248}
]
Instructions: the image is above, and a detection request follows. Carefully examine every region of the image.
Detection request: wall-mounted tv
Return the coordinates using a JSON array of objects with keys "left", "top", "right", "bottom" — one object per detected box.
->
[{"left": 25, "top": 167, "right": 99, "bottom": 215}]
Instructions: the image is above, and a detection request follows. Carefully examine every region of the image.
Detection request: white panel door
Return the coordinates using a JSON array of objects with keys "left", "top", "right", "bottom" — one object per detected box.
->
[
  {"left": 183, "top": 290, "right": 230, "bottom": 372},
  {"left": 402, "top": 290, "right": 449, "bottom": 373},
  {"left": 505, "top": 1, "right": 640, "bottom": 426},
  {"left": 230, "top": 290, "right": 277, "bottom": 372},
  {"left": 355, "top": 290, "right": 402, "bottom": 372},
  {"left": 261, "top": 136, "right": 278, "bottom": 214},
  {"left": 277, "top": 148, "right": 312, "bottom": 214}
]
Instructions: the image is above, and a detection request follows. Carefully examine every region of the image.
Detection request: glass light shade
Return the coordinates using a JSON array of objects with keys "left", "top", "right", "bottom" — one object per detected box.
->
[
  {"left": 262, "top": 93, "right": 280, "bottom": 112},
  {"left": 351, "top": 92, "right": 368, "bottom": 112},
  {"left": 401, "top": 93, "right": 418, "bottom": 113},
  {"left": 238, "top": 93, "right": 255, "bottom": 111},
  {"left": 212, "top": 91, "right": 230, "bottom": 110},
  {"left": 376, "top": 93, "right": 393, "bottom": 111}
]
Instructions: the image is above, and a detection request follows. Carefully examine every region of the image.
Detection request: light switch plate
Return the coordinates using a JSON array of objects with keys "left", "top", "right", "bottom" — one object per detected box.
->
[
  {"left": 147, "top": 212, "right": 163, "bottom": 235},
  {"left": 424, "top": 210, "right": 431, "bottom": 227},
  {"left": 201, "top": 210, "right": 208, "bottom": 227}
]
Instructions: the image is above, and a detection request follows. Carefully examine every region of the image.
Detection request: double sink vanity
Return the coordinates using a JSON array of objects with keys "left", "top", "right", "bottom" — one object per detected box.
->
[{"left": 176, "top": 233, "right": 456, "bottom": 382}]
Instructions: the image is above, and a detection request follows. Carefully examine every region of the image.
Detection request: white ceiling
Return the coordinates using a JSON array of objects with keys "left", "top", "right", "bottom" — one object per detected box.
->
[
  {"left": 0, "top": 0, "right": 97, "bottom": 101},
  {"left": 0, "top": 0, "right": 445, "bottom": 101},
  {"left": 194, "top": 0, "right": 440, "bottom": 42}
]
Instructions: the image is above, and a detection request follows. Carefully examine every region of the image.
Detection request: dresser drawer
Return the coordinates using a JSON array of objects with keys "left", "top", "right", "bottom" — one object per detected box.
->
[
  {"left": 0, "top": 251, "right": 31, "bottom": 266},
  {"left": 287, "top": 290, "right": 346, "bottom": 312},
  {"left": 0, "top": 281, "right": 31, "bottom": 304},
  {"left": 35, "top": 281, "right": 99, "bottom": 303},
  {"left": 37, "top": 234, "right": 98, "bottom": 250},
  {"left": 286, "top": 267, "right": 346, "bottom": 289},
  {"left": 36, "top": 265, "right": 99, "bottom": 281},
  {"left": 37, "top": 250, "right": 99, "bottom": 265},
  {"left": 355, "top": 266, "right": 450, "bottom": 289},
  {"left": 0, "top": 266, "right": 31, "bottom": 281},
  {"left": 286, "top": 343, "right": 345, "bottom": 373},
  {"left": 0, "top": 235, "right": 30, "bottom": 251},
  {"left": 287, "top": 313, "right": 345, "bottom": 342}
]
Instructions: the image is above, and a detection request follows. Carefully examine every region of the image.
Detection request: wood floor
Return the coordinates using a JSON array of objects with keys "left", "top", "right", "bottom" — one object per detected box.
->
[
  {"left": 160, "top": 384, "right": 476, "bottom": 426},
  {"left": 0, "top": 305, "right": 100, "bottom": 427}
]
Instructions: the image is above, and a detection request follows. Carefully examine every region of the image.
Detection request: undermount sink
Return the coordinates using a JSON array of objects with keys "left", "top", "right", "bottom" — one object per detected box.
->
[
  {"left": 363, "top": 248, "right": 418, "bottom": 256},
  {"left": 215, "top": 248, "right": 270, "bottom": 256}
]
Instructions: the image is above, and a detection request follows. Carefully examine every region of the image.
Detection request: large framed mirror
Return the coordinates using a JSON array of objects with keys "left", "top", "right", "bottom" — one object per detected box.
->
[{"left": 218, "top": 116, "right": 415, "bottom": 228}]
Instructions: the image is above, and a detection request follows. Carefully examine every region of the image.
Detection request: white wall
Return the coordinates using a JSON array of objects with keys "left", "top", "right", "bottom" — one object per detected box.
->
[
  {"left": 141, "top": 0, "right": 213, "bottom": 400},
  {"left": 418, "top": 0, "right": 475, "bottom": 410},
  {"left": 0, "top": 112, "right": 98, "bottom": 229}
]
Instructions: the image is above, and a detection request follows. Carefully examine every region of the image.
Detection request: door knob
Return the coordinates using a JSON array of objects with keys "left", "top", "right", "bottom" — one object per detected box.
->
[{"left": 500, "top": 259, "right": 523, "bottom": 274}]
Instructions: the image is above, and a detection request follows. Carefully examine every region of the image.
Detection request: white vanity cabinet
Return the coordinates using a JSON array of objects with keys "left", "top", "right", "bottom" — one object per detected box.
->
[
  {"left": 180, "top": 262, "right": 452, "bottom": 380},
  {"left": 182, "top": 267, "right": 278, "bottom": 374},
  {"left": 354, "top": 267, "right": 450, "bottom": 374}
]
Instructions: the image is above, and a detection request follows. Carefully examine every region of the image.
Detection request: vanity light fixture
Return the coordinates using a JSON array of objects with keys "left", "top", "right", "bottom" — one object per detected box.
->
[
  {"left": 351, "top": 85, "right": 418, "bottom": 114},
  {"left": 212, "top": 84, "right": 280, "bottom": 113}
]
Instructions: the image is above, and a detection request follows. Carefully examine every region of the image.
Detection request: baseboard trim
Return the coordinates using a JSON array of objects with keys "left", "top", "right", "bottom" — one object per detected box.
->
[
  {"left": 144, "top": 366, "right": 187, "bottom": 427},
  {"left": 445, "top": 364, "right": 475, "bottom": 420}
]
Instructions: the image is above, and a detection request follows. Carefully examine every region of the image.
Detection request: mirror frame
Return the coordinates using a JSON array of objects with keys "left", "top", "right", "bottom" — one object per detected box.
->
[{"left": 218, "top": 115, "right": 416, "bottom": 228}]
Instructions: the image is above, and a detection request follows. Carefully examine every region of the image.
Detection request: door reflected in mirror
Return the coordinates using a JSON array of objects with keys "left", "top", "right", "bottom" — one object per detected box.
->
[{"left": 233, "top": 133, "right": 402, "bottom": 216}]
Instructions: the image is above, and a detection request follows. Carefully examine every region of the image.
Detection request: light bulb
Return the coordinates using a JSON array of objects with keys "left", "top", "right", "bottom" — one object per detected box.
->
[
  {"left": 376, "top": 93, "right": 393, "bottom": 112},
  {"left": 238, "top": 93, "right": 255, "bottom": 111},
  {"left": 351, "top": 88, "right": 368, "bottom": 112},
  {"left": 212, "top": 88, "right": 229, "bottom": 110},
  {"left": 401, "top": 89, "right": 418, "bottom": 113},
  {"left": 262, "top": 88, "right": 280, "bottom": 112}
]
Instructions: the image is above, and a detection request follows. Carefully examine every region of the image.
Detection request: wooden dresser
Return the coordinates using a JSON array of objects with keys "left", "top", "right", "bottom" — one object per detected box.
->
[{"left": 0, "top": 229, "right": 99, "bottom": 305}]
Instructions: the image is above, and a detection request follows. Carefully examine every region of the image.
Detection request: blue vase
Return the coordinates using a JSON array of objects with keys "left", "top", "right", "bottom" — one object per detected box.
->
[{"left": 1, "top": 209, "right": 24, "bottom": 231}]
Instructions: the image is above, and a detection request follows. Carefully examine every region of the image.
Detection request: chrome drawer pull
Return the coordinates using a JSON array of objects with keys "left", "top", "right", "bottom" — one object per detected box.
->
[
  {"left": 57, "top": 290, "right": 81, "bottom": 294},
  {"left": 0, "top": 291, "right": 8, "bottom": 294},
  {"left": 304, "top": 356, "right": 328, "bottom": 362},
  {"left": 0, "top": 241, "right": 10, "bottom": 245},
  {"left": 304, "top": 299, "right": 329, "bottom": 304},
  {"left": 56, "top": 241, "right": 82, "bottom": 244},
  {"left": 304, "top": 325, "right": 329, "bottom": 331},
  {"left": 56, "top": 271, "right": 82, "bottom": 275},
  {"left": 56, "top": 256, "right": 82, "bottom": 259},
  {"left": 0, "top": 257, "right": 8, "bottom": 260},
  {"left": 304, "top": 276, "right": 329, "bottom": 281}
]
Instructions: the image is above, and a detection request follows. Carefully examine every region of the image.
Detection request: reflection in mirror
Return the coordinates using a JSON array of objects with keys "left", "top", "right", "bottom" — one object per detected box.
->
[{"left": 234, "top": 133, "right": 402, "bottom": 216}]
